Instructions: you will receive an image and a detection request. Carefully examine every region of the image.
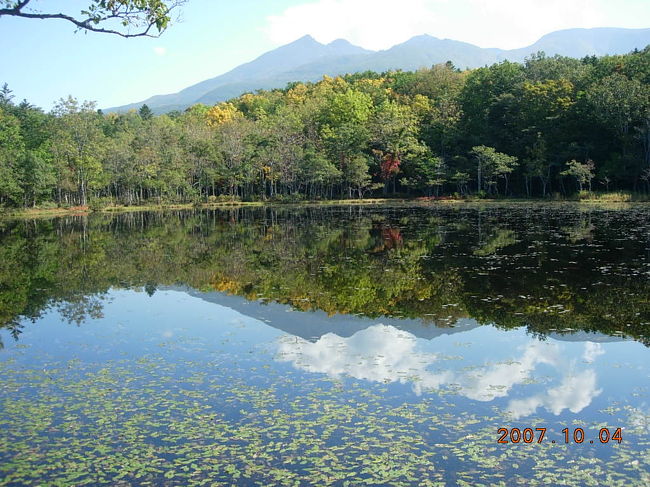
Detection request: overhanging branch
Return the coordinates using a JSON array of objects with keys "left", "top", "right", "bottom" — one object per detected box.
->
[{"left": 0, "top": 0, "right": 186, "bottom": 38}]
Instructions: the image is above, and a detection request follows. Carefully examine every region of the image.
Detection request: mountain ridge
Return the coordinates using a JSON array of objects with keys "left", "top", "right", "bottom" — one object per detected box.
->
[{"left": 107, "top": 27, "right": 650, "bottom": 114}]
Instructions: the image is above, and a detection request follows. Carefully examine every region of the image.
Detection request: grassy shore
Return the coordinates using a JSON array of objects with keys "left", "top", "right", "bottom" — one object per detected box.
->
[
  {"left": 0, "top": 198, "right": 410, "bottom": 219},
  {"left": 2, "top": 193, "right": 649, "bottom": 219}
]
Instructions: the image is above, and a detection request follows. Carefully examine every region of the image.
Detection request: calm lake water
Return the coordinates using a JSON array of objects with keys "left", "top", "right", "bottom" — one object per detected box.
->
[{"left": 0, "top": 204, "right": 649, "bottom": 486}]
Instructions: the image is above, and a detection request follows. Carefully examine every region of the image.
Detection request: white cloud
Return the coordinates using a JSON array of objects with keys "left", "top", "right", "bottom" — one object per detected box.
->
[
  {"left": 628, "top": 405, "right": 650, "bottom": 434},
  {"left": 276, "top": 324, "right": 449, "bottom": 389},
  {"left": 265, "top": 0, "right": 439, "bottom": 51},
  {"left": 153, "top": 46, "right": 167, "bottom": 56},
  {"left": 277, "top": 324, "right": 605, "bottom": 418},
  {"left": 582, "top": 342, "right": 605, "bottom": 363},
  {"left": 264, "top": 0, "right": 649, "bottom": 50},
  {"left": 507, "top": 370, "right": 602, "bottom": 419},
  {"left": 276, "top": 325, "right": 558, "bottom": 398},
  {"left": 456, "top": 340, "right": 560, "bottom": 401}
]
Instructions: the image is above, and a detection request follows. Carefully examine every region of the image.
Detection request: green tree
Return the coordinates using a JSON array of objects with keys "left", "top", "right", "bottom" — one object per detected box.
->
[
  {"left": 320, "top": 88, "right": 373, "bottom": 197},
  {"left": 370, "top": 100, "right": 425, "bottom": 194},
  {"left": 19, "top": 150, "right": 56, "bottom": 207},
  {"left": 0, "top": 83, "right": 13, "bottom": 107},
  {"left": 561, "top": 159, "right": 595, "bottom": 192},
  {"left": 398, "top": 64, "right": 465, "bottom": 158},
  {"left": 451, "top": 171, "right": 470, "bottom": 195},
  {"left": 345, "top": 154, "right": 372, "bottom": 198},
  {"left": 213, "top": 116, "right": 254, "bottom": 197},
  {"left": 139, "top": 104, "right": 154, "bottom": 121},
  {"left": 470, "top": 145, "right": 518, "bottom": 195},
  {"left": 459, "top": 61, "right": 525, "bottom": 148},
  {"left": 0, "top": 107, "right": 23, "bottom": 206},
  {"left": 586, "top": 73, "right": 650, "bottom": 183},
  {"left": 401, "top": 155, "right": 446, "bottom": 196},
  {"left": 51, "top": 97, "right": 107, "bottom": 206},
  {"left": 522, "top": 136, "right": 553, "bottom": 197}
]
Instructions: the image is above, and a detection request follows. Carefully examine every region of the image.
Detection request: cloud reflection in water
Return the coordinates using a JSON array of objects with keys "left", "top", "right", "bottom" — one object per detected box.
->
[{"left": 276, "top": 324, "right": 604, "bottom": 419}]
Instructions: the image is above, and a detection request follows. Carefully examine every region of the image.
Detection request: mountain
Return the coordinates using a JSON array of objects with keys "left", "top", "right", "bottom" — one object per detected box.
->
[
  {"left": 170, "top": 285, "right": 481, "bottom": 342},
  {"left": 107, "top": 27, "right": 650, "bottom": 114},
  {"left": 505, "top": 27, "right": 650, "bottom": 60},
  {"left": 108, "top": 35, "right": 372, "bottom": 113},
  {"left": 168, "top": 285, "right": 626, "bottom": 344}
]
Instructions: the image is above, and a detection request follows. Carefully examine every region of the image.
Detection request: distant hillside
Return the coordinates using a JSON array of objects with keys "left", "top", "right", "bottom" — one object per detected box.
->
[
  {"left": 108, "top": 36, "right": 372, "bottom": 113},
  {"left": 107, "top": 27, "right": 650, "bottom": 114}
]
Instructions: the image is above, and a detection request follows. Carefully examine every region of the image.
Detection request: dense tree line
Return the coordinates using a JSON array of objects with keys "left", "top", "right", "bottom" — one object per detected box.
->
[{"left": 1, "top": 47, "right": 649, "bottom": 208}]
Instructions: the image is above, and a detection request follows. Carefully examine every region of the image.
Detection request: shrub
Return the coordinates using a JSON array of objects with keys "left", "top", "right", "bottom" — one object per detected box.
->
[
  {"left": 270, "top": 193, "right": 305, "bottom": 203},
  {"left": 37, "top": 201, "right": 58, "bottom": 209},
  {"left": 88, "top": 197, "right": 112, "bottom": 212},
  {"left": 215, "top": 194, "right": 241, "bottom": 203},
  {"left": 578, "top": 191, "right": 633, "bottom": 202}
]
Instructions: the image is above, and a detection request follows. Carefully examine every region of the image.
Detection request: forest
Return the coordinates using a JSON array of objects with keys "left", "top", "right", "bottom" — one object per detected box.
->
[{"left": 1, "top": 47, "right": 649, "bottom": 208}]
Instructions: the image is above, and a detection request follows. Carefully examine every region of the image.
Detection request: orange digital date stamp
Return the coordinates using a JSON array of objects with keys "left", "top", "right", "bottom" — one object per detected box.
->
[{"left": 497, "top": 427, "right": 622, "bottom": 444}]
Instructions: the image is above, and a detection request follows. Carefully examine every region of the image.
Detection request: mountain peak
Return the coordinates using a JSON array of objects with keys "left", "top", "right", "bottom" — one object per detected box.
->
[
  {"left": 405, "top": 34, "right": 439, "bottom": 43},
  {"left": 106, "top": 27, "right": 650, "bottom": 113},
  {"left": 324, "top": 38, "right": 373, "bottom": 56},
  {"left": 291, "top": 34, "right": 321, "bottom": 45},
  {"left": 327, "top": 38, "right": 353, "bottom": 47},
  {"left": 411, "top": 34, "right": 436, "bottom": 41}
]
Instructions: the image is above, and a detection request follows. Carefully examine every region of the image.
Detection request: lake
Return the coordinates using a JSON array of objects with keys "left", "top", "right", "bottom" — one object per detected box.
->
[{"left": 0, "top": 203, "right": 649, "bottom": 486}]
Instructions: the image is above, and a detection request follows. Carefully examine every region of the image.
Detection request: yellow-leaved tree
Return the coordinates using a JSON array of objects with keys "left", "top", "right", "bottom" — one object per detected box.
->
[{"left": 205, "top": 102, "right": 243, "bottom": 127}]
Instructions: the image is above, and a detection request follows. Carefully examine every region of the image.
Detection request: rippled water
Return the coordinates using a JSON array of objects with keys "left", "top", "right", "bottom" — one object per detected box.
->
[{"left": 0, "top": 204, "right": 649, "bottom": 486}]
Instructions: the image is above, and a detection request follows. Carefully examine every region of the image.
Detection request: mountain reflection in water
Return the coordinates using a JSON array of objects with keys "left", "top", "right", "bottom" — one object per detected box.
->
[{"left": 1, "top": 204, "right": 649, "bottom": 347}]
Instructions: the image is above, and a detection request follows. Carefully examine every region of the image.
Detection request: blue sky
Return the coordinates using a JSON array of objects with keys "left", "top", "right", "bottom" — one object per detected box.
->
[{"left": 1, "top": 0, "right": 648, "bottom": 110}]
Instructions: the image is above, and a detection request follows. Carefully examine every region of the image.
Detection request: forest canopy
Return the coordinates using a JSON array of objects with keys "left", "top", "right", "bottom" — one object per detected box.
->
[{"left": 0, "top": 47, "right": 649, "bottom": 208}]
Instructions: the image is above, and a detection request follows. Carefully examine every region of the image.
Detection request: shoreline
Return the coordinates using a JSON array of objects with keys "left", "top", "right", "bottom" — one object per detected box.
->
[{"left": 2, "top": 196, "right": 649, "bottom": 219}]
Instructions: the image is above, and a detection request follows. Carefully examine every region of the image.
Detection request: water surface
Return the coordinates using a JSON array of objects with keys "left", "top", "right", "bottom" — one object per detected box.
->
[{"left": 1, "top": 204, "right": 649, "bottom": 486}]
